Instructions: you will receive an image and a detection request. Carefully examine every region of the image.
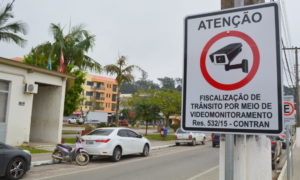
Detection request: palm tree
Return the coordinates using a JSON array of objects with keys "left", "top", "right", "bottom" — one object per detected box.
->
[
  {"left": 105, "top": 56, "right": 142, "bottom": 124},
  {"left": 24, "top": 23, "right": 101, "bottom": 73},
  {"left": 0, "top": 0, "right": 27, "bottom": 47}
]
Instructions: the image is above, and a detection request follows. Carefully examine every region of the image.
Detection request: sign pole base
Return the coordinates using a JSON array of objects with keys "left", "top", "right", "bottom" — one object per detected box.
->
[{"left": 219, "top": 135, "right": 272, "bottom": 180}]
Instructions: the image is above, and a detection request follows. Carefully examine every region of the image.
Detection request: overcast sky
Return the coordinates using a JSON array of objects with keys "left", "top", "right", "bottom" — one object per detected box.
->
[{"left": 0, "top": 0, "right": 299, "bottom": 83}]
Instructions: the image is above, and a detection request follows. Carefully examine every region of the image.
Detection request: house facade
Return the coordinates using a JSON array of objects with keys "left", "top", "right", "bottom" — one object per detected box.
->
[{"left": 0, "top": 57, "right": 72, "bottom": 145}]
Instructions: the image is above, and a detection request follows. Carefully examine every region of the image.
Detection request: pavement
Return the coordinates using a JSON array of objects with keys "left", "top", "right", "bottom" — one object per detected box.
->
[
  {"left": 31, "top": 140, "right": 176, "bottom": 166},
  {"left": 278, "top": 143, "right": 300, "bottom": 180}
]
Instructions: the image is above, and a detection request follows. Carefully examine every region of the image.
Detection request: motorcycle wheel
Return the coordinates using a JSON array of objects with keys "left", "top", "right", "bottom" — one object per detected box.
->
[
  {"left": 75, "top": 152, "right": 90, "bottom": 166},
  {"left": 52, "top": 151, "right": 63, "bottom": 163}
]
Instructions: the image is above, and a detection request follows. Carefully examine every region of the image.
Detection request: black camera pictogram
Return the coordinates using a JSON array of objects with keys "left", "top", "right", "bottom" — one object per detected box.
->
[{"left": 209, "top": 43, "right": 248, "bottom": 73}]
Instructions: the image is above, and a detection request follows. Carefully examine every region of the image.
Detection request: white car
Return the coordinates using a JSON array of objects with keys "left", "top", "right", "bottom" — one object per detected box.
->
[
  {"left": 80, "top": 127, "right": 151, "bottom": 162},
  {"left": 175, "top": 128, "right": 206, "bottom": 146},
  {"left": 68, "top": 117, "right": 77, "bottom": 124}
]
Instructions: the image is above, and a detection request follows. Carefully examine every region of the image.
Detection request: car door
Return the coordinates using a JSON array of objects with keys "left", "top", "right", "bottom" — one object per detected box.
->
[
  {"left": 116, "top": 129, "right": 131, "bottom": 155},
  {"left": 126, "top": 130, "right": 143, "bottom": 154}
]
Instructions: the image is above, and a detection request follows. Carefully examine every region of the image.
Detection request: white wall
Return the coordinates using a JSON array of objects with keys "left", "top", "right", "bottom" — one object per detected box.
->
[
  {"left": 30, "top": 85, "right": 65, "bottom": 143},
  {"left": 0, "top": 63, "right": 66, "bottom": 145}
]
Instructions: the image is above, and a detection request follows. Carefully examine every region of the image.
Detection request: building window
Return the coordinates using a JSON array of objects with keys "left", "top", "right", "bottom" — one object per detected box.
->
[
  {"left": 111, "top": 104, "right": 116, "bottom": 111},
  {"left": 112, "top": 94, "right": 117, "bottom": 102},
  {"left": 86, "top": 91, "right": 93, "bottom": 96},
  {"left": 87, "top": 81, "right": 94, "bottom": 86},
  {"left": 85, "top": 101, "right": 92, "bottom": 106},
  {"left": 113, "top": 85, "right": 117, "bottom": 92},
  {"left": 0, "top": 80, "right": 9, "bottom": 123}
]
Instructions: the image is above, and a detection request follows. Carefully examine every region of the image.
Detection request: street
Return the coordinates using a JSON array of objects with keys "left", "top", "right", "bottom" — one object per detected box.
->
[{"left": 23, "top": 144, "right": 219, "bottom": 180}]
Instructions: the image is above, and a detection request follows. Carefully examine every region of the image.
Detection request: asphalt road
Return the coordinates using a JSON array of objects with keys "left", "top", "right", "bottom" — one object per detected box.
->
[{"left": 23, "top": 144, "right": 219, "bottom": 180}]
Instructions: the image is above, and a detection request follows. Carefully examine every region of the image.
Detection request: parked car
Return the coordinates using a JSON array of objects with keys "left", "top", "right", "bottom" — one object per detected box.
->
[
  {"left": 175, "top": 128, "right": 206, "bottom": 146},
  {"left": 0, "top": 142, "right": 31, "bottom": 180},
  {"left": 85, "top": 120, "right": 101, "bottom": 125},
  {"left": 270, "top": 136, "right": 282, "bottom": 170},
  {"left": 76, "top": 117, "right": 84, "bottom": 124},
  {"left": 119, "top": 120, "right": 129, "bottom": 127},
  {"left": 68, "top": 117, "right": 77, "bottom": 124},
  {"left": 211, "top": 133, "right": 220, "bottom": 148},
  {"left": 80, "top": 127, "right": 151, "bottom": 162}
]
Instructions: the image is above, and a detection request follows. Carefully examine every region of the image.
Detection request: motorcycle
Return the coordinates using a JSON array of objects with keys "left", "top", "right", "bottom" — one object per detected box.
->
[{"left": 52, "top": 137, "right": 89, "bottom": 166}]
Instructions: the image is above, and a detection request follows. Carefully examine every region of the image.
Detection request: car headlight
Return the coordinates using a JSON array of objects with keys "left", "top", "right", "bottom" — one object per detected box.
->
[{"left": 23, "top": 149, "right": 31, "bottom": 155}]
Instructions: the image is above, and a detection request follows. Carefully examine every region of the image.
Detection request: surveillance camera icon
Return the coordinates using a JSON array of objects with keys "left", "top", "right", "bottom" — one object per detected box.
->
[{"left": 209, "top": 43, "right": 248, "bottom": 73}]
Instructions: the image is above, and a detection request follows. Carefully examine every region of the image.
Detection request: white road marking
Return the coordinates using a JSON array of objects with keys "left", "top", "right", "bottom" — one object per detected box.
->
[{"left": 187, "top": 166, "right": 219, "bottom": 180}]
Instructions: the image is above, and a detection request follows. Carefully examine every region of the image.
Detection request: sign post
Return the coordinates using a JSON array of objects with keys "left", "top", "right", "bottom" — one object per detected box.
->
[
  {"left": 182, "top": 3, "right": 282, "bottom": 134},
  {"left": 182, "top": 2, "right": 281, "bottom": 180},
  {"left": 284, "top": 95, "right": 295, "bottom": 180}
]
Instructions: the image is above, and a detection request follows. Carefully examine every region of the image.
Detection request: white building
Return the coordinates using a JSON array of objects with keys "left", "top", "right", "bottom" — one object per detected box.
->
[{"left": 0, "top": 57, "right": 73, "bottom": 145}]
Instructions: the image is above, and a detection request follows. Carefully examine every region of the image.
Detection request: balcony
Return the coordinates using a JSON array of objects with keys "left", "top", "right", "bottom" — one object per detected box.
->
[
  {"left": 93, "top": 106, "right": 105, "bottom": 110},
  {"left": 90, "top": 96, "right": 105, "bottom": 101},
  {"left": 93, "top": 86, "right": 105, "bottom": 90}
]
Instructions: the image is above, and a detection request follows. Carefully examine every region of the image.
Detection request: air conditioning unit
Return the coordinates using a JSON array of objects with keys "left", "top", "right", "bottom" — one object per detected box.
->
[{"left": 25, "top": 83, "right": 38, "bottom": 94}]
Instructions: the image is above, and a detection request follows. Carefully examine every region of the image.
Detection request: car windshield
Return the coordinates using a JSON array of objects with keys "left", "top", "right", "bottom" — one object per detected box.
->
[
  {"left": 176, "top": 129, "right": 188, "bottom": 134},
  {"left": 88, "top": 129, "right": 113, "bottom": 136}
]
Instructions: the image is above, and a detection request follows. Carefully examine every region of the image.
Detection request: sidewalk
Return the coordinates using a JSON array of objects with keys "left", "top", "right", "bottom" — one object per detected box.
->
[
  {"left": 31, "top": 140, "right": 175, "bottom": 166},
  {"left": 278, "top": 144, "right": 300, "bottom": 180}
]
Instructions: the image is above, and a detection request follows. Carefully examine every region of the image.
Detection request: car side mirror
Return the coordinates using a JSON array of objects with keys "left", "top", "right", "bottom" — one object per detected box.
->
[{"left": 138, "top": 135, "right": 142, "bottom": 138}]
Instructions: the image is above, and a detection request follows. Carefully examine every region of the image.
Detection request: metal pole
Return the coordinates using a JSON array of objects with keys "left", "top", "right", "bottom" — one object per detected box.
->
[
  {"left": 296, "top": 48, "right": 300, "bottom": 127},
  {"left": 224, "top": 1, "right": 243, "bottom": 180},
  {"left": 225, "top": 135, "right": 234, "bottom": 180},
  {"left": 287, "top": 125, "right": 291, "bottom": 180},
  {"left": 234, "top": 0, "right": 244, "bottom": 7}
]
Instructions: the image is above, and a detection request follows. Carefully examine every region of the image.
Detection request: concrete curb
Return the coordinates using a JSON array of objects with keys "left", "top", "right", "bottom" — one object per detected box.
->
[
  {"left": 31, "top": 144, "right": 175, "bottom": 167},
  {"left": 277, "top": 143, "right": 296, "bottom": 180},
  {"left": 31, "top": 160, "right": 53, "bottom": 167}
]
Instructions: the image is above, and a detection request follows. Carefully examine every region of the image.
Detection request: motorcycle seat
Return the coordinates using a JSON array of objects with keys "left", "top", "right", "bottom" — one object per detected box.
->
[{"left": 57, "top": 144, "right": 72, "bottom": 151}]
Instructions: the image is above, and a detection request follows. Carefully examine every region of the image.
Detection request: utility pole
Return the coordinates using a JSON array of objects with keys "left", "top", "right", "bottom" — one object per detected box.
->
[
  {"left": 284, "top": 47, "right": 300, "bottom": 151},
  {"left": 283, "top": 47, "right": 300, "bottom": 126},
  {"left": 220, "top": 1, "right": 270, "bottom": 180}
]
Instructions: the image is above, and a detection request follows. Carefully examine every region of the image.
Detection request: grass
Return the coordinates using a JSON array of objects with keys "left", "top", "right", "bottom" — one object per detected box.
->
[
  {"left": 62, "top": 138, "right": 76, "bottom": 144},
  {"left": 18, "top": 146, "right": 51, "bottom": 154},
  {"left": 144, "top": 134, "right": 176, "bottom": 141},
  {"left": 62, "top": 132, "right": 80, "bottom": 135}
]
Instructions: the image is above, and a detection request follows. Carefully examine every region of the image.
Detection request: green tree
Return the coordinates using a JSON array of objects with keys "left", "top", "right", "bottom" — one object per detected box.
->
[
  {"left": 24, "top": 23, "right": 101, "bottom": 116},
  {"left": 64, "top": 70, "right": 86, "bottom": 115},
  {"left": 124, "top": 90, "right": 160, "bottom": 134},
  {"left": 0, "top": 0, "right": 27, "bottom": 47},
  {"left": 153, "top": 89, "right": 181, "bottom": 127},
  {"left": 158, "top": 77, "right": 175, "bottom": 89},
  {"left": 104, "top": 56, "right": 142, "bottom": 124},
  {"left": 24, "top": 23, "right": 101, "bottom": 72}
]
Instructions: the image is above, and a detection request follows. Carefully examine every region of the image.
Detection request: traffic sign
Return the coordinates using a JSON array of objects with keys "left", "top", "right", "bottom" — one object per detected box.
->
[
  {"left": 182, "top": 3, "right": 282, "bottom": 134},
  {"left": 284, "top": 96, "right": 296, "bottom": 126}
]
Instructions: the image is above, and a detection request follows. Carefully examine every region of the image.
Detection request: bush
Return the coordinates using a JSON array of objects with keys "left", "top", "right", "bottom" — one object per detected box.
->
[
  {"left": 97, "top": 123, "right": 107, "bottom": 128},
  {"left": 109, "top": 123, "right": 117, "bottom": 127},
  {"left": 170, "top": 123, "right": 180, "bottom": 132},
  {"left": 83, "top": 124, "right": 95, "bottom": 131}
]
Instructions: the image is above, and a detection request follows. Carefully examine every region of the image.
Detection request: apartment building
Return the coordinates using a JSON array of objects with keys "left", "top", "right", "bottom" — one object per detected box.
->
[{"left": 82, "top": 74, "right": 118, "bottom": 113}]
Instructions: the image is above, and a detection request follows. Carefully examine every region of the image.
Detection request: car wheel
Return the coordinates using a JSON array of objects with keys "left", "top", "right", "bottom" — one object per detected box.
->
[
  {"left": 191, "top": 139, "right": 196, "bottom": 146},
  {"left": 111, "top": 147, "right": 122, "bottom": 162},
  {"left": 6, "top": 157, "right": 27, "bottom": 180},
  {"left": 202, "top": 137, "right": 206, "bottom": 145},
  {"left": 175, "top": 143, "right": 180, "bottom": 146},
  {"left": 141, "top": 144, "right": 150, "bottom": 157}
]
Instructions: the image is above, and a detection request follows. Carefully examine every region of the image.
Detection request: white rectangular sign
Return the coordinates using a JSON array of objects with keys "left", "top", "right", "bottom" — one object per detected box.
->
[
  {"left": 284, "top": 96, "right": 296, "bottom": 126},
  {"left": 182, "top": 3, "right": 282, "bottom": 134}
]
